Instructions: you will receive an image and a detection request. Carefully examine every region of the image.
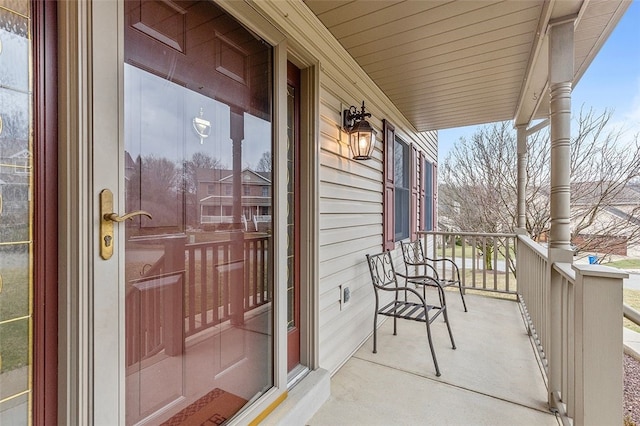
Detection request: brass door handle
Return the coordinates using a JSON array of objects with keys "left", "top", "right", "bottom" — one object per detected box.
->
[
  {"left": 104, "top": 211, "right": 153, "bottom": 222},
  {"left": 99, "top": 189, "right": 152, "bottom": 260}
]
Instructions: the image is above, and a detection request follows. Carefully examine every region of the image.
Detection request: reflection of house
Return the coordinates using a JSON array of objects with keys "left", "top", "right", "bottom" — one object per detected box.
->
[{"left": 196, "top": 168, "right": 271, "bottom": 230}]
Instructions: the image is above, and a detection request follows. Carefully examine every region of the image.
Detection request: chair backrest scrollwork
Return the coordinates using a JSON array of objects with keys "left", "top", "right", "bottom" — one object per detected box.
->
[{"left": 366, "top": 251, "right": 397, "bottom": 289}]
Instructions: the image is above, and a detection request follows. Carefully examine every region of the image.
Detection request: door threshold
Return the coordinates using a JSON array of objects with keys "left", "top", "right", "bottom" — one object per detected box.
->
[{"left": 287, "top": 365, "right": 309, "bottom": 389}]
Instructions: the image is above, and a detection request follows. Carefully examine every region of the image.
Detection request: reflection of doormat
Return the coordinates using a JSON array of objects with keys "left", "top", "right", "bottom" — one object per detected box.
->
[{"left": 160, "top": 388, "right": 247, "bottom": 426}]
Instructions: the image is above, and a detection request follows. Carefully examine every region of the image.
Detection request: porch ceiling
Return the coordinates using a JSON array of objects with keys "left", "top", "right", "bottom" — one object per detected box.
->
[{"left": 303, "top": 0, "right": 630, "bottom": 131}]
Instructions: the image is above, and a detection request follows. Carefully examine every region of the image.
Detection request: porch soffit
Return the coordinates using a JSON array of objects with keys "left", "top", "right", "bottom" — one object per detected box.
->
[{"left": 303, "top": 0, "right": 630, "bottom": 131}]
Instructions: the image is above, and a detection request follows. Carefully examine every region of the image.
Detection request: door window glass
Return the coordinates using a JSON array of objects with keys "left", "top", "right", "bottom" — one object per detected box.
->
[
  {"left": 0, "top": 2, "right": 32, "bottom": 424},
  {"left": 395, "top": 138, "right": 410, "bottom": 240},
  {"left": 124, "top": 1, "right": 273, "bottom": 423}
]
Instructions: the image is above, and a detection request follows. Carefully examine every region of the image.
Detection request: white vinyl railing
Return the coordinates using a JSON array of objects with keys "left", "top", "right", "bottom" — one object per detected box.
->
[
  {"left": 252, "top": 215, "right": 271, "bottom": 231},
  {"left": 517, "top": 235, "right": 550, "bottom": 373},
  {"left": 420, "top": 231, "right": 517, "bottom": 296},
  {"left": 201, "top": 215, "right": 234, "bottom": 224},
  {"left": 517, "top": 235, "right": 627, "bottom": 426}
]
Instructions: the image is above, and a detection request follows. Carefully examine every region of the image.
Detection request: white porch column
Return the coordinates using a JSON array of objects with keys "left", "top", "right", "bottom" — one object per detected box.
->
[
  {"left": 516, "top": 125, "right": 527, "bottom": 230},
  {"left": 548, "top": 19, "right": 575, "bottom": 251},
  {"left": 547, "top": 18, "right": 576, "bottom": 413}
]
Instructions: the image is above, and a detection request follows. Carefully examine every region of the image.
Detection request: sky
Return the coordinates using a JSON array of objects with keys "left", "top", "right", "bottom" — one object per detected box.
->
[
  {"left": 124, "top": 64, "right": 271, "bottom": 171},
  {"left": 438, "top": 1, "right": 640, "bottom": 161}
]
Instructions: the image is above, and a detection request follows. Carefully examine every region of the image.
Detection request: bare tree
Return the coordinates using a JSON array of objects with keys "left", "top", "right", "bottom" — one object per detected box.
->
[
  {"left": 256, "top": 151, "right": 272, "bottom": 173},
  {"left": 440, "top": 108, "right": 640, "bottom": 263},
  {"left": 127, "top": 155, "right": 181, "bottom": 227}
]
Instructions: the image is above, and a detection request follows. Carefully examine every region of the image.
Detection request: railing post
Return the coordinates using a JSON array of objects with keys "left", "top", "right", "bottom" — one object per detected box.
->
[
  {"left": 230, "top": 229, "right": 246, "bottom": 326},
  {"left": 548, "top": 257, "right": 562, "bottom": 410},
  {"left": 163, "top": 236, "right": 186, "bottom": 356},
  {"left": 548, "top": 248, "right": 572, "bottom": 411},
  {"left": 572, "top": 264, "right": 627, "bottom": 426}
]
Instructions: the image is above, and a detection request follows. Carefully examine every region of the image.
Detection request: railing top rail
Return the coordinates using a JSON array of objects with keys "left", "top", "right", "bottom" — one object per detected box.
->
[
  {"left": 185, "top": 234, "right": 270, "bottom": 249},
  {"left": 129, "top": 234, "right": 188, "bottom": 243},
  {"left": 624, "top": 303, "right": 640, "bottom": 327},
  {"left": 418, "top": 230, "right": 517, "bottom": 238},
  {"left": 517, "top": 234, "right": 547, "bottom": 258},
  {"left": 552, "top": 262, "right": 575, "bottom": 282}
]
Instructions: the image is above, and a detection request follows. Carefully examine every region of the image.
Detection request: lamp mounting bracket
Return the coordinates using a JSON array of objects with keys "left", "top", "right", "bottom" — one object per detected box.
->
[{"left": 343, "top": 101, "right": 372, "bottom": 131}]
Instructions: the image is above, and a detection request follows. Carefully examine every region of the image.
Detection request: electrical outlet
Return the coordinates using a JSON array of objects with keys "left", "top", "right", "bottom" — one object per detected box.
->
[{"left": 339, "top": 285, "right": 351, "bottom": 310}]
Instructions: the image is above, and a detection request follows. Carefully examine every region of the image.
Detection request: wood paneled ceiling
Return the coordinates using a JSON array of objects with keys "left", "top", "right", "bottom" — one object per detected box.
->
[{"left": 304, "top": 0, "right": 630, "bottom": 131}]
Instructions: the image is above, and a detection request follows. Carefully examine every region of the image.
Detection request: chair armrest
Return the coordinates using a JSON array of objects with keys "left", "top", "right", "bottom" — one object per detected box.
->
[
  {"left": 424, "top": 257, "right": 460, "bottom": 280},
  {"left": 402, "top": 261, "right": 440, "bottom": 279},
  {"left": 376, "top": 281, "right": 430, "bottom": 305},
  {"left": 395, "top": 271, "right": 442, "bottom": 287}
]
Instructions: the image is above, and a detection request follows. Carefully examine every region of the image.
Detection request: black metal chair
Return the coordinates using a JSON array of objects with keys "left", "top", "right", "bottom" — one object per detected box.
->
[
  {"left": 400, "top": 239, "right": 468, "bottom": 312},
  {"left": 366, "top": 251, "right": 456, "bottom": 377}
]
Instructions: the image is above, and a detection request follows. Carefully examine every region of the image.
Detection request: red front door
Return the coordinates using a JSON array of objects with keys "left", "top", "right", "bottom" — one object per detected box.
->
[{"left": 286, "top": 61, "right": 301, "bottom": 372}]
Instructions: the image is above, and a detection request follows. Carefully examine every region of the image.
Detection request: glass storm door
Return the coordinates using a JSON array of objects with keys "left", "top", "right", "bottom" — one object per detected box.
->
[{"left": 94, "top": 1, "right": 275, "bottom": 423}]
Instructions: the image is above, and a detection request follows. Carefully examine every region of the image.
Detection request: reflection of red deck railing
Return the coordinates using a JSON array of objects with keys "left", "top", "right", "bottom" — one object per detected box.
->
[{"left": 126, "top": 235, "right": 272, "bottom": 367}]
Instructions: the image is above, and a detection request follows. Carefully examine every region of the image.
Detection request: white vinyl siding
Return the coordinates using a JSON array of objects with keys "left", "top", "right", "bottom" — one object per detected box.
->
[
  {"left": 248, "top": 1, "right": 438, "bottom": 375},
  {"left": 316, "top": 84, "right": 436, "bottom": 373}
]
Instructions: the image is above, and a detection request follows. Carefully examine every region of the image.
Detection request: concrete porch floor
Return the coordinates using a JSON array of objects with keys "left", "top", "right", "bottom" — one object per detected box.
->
[{"left": 309, "top": 292, "right": 560, "bottom": 425}]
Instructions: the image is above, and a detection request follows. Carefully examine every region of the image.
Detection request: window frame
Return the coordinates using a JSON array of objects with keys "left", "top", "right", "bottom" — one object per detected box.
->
[
  {"left": 383, "top": 119, "right": 434, "bottom": 248},
  {"left": 382, "top": 120, "right": 395, "bottom": 250},
  {"left": 394, "top": 137, "right": 410, "bottom": 242}
]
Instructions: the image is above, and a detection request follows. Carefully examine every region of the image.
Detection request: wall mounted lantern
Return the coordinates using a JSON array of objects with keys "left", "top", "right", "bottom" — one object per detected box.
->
[{"left": 343, "top": 101, "right": 376, "bottom": 160}]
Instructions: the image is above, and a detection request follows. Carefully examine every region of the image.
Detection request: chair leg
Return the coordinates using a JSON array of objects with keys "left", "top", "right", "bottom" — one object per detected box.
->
[
  {"left": 424, "top": 320, "right": 441, "bottom": 377},
  {"left": 458, "top": 283, "right": 468, "bottom": 312},
  {"left": 393, "top": 316, "right": 397, "bottom": 336},
  {"left": 441, "top": 295, "right": 456, "bottom": 350},
  {"left": 373, "top": 312, "right": 378, "bottom": 354}
]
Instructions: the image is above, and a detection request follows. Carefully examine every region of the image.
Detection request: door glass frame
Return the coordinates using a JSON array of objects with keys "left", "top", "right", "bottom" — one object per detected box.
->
[
  {"left": 58, "top": 0, "right": 322, "bottom": 422},
  {"left": 120, "top": 2, "right": 277, "bottom": 423}
]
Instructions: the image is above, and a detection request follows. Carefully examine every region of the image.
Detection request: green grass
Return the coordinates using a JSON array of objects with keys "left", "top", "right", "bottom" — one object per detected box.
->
[
  {"left": 624, "top": 288, "right": 640, "bottom": 333},
  {"left": 1, "top": 266, "right": 29, "bottom": 321},
  {"left": 0, "top": 264, "right": 31, "bottom": 373},
  {"left": 0, "top": 320, "right": 29, "bottom": 373},
  {"left": 603, "top": 257, "right": 640, "bottom": 333},
  {"left": 429, "top": 242, "right": 516, "bottom": 263},
  {"left": 603, "top": 258, "right": 640, "bottom": 269}
]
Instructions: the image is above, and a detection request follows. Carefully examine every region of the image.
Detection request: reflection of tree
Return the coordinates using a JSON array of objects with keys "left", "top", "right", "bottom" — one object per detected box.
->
[
  {"left": 128, "top": 154, "right": 181, "bottom": 228},
  {"left": 125, "top": 152, "right": 226, "bottom": 230},
  {"left": 0, "top": 104, "right": 30, "bottom": 242},
  {"left": 1, "top": 109, "right": 29, "bottom": 140},
  {"left": 185, "top": 152, "right": 225, "bottom": 194},
  {"left": 184, "top": 152, "right": 224, "bottom": 226},
  {"left": 256, "top": 151, "right": 272, "bottom": 173}
]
